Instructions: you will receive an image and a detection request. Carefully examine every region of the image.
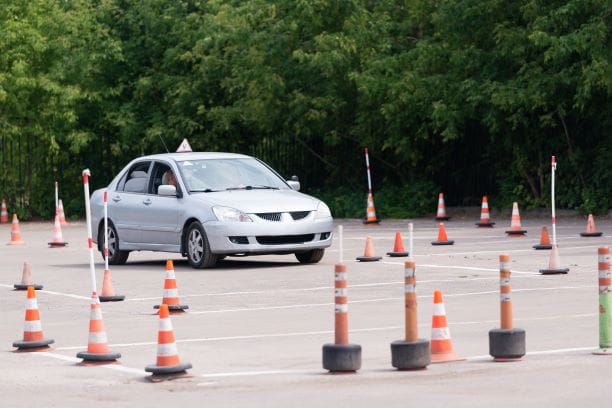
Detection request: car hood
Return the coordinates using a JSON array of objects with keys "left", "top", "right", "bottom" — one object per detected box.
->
[{"left": 191, "top": 189, "right": 320, "bottom": 213}]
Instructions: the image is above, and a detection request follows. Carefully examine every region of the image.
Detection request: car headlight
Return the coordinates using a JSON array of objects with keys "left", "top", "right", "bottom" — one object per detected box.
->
[
  {"left": 315, "top": 202, "right": 332, "bottom": 219},
  {"left": 212, "top": 206, "right": 253, "bottom": 222}
]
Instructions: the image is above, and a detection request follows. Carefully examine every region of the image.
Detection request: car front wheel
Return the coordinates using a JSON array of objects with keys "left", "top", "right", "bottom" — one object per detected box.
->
[
  {"left": 99, "top": 223, "right": 130, "bottom": 265},
  {"left": 295, "top": 249, "right": 325, "bottom": 264},
  {"left": 185, "top": 221, "right": 218, "bottom": 268}
]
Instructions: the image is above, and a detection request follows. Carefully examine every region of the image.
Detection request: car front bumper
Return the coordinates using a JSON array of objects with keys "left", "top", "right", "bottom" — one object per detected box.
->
[{"left": 204, "top": 217, "right": 334, "bottom": 254}]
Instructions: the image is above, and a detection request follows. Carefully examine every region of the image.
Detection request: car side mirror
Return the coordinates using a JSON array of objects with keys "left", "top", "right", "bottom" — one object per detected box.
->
[
  {"left": 287, "top": 180, "right": 300, "bottom": 191},
  {"left": 158, "top": 184, "right": 177, "bottom": 197}
]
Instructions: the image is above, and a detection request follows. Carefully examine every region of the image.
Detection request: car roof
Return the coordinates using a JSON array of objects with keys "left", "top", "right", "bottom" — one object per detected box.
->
[{"left": 138, "top": 152, "right": 252, "bottom": 162}]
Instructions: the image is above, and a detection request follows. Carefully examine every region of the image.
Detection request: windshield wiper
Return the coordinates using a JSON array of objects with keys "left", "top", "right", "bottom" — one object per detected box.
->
[
  {"left": 226, "top": 185, "right": 279, "bottom": 191},
  {"left": 191, "top": 188, "right": 221, "bottom": 193}
]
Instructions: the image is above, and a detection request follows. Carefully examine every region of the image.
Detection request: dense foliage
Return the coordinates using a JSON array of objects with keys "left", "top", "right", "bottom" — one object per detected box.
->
[{"left": 1, "top": 0, "right": 610, "bottom": 219}]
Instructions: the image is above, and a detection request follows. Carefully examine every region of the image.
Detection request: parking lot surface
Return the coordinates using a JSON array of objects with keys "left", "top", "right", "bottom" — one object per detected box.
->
[{"left": 1, "top": 217, "right": 610, "bottom": 407}]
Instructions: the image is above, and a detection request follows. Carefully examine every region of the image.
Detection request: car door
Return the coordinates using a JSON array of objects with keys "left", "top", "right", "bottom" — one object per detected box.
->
[
  {"left": 139, "top": 161, "right": 181, "bottom": 247},
  {"left": 109, "top": 161, "right": 152, "bottom": 245}
]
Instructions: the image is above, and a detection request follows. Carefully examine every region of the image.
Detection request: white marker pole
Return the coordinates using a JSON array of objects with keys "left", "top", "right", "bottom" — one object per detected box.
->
[
  {"left": 82, "top": 169, "right": 97, "bottom": 293},
  {"left": 104, "top": 190, "right": 109, "bottom": 271},
  {"left": 551, "top": 156, "right": 557, "bottom": 247},
  {"left": 54, "top": 181, "right": 59, "bottom": 215},
  {"left": 409, "top": 222, "right": 414, "bottom": 258},
  {"left": 364, "top": 148, "right": 373, "bottom": 195},
  {"left": 338, "top": 225, "right": 343, "bottom": 264}
]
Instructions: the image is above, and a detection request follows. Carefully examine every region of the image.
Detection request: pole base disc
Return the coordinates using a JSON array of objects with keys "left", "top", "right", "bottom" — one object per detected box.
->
[
  {"left": 391, "top": 339, "right": 430, "bottom": 370},
  {"left": 322, "top": 343, "right": 361, "bottom": 372},
  {"left": 431, "top": 241, "right": 454, "bottom": 246},
  {"left": 489, "top": 328, "right": 526, "bottom": 360},
  {"left": 593, "top": 348, "right": 612, "bottom": 355}
]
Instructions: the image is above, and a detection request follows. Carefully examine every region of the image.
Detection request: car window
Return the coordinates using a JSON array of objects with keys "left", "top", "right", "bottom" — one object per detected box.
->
[
  {"left": 149, "top": 162, "right": 177, "bottom": 194},
  {"left": 117, "top": 161, "right": 151, "bottom": 193}
]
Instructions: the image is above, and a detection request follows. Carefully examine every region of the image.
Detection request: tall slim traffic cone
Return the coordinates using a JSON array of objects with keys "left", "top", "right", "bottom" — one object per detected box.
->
[
  {"left": 431, "top": 223, "right": 454, "bottom": 245},
  {"left": 154, "top": 260, "right": 188, "bottom": 311},
  {"left": 363, "top": 192, "right": 379, "bottom": 224},
  {"left": 77, "top": 292, "right": 121, "bottom": 362},
  {"left": 356, "top": 236, "right": 382, "bottom": 262},
  {"left": 387, "top": 231, "right": 409, "bottom": 257},
  {"left": 99, "top": 269, "right": 125, "bottom": 302},
  {"left": 13, "top": 287, "right": 54, "bottom": 350},
  {"left": 145, "top": 304, "right": 192, "bottom": 375},
  {"left": 430, "top": 290, "right": 464, "bottom": 363},
  {"left": 7, "top": 214, "right": 24, "bottom": 245},
  {"left": 539, "top": 245, "right": 569, "bottom": 275},
  {"left": 57, "top": 199, "right": 69, "bottom": 226},
  {"left": 580, "top": 214, "right": 603, "bottom": 237},
  {"left": 475, "top": 196, "right": 495, "bottom": 227},
  {"left": 505, "top": 202, "right": 527, "bottom": 236},
  {"left": 594, "top": 247, "right": 612, "bottom": 355},
  {"left": 14, "top": 261, "right": 43, "bottom": 290},
  {"left": 0, "top": 199, "right": 8, "bottom": 223},
  {"left": 48, "top": 214, "right": 68, "bottom": 248},
  {"left": 533, "top": 226, "right": 552, "bottom": 250},
  {"left": 435, "top": 193, "right": 450, "bottom": 221}
]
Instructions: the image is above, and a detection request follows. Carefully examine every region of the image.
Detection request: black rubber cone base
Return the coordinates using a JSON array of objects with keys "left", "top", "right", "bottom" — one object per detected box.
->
[
  {"left": 391, "top": 339, "right": 430, "bottom": 370},
  {"left": 154, "top": 304, "right": 189, "bottom": 311},
  {"left": 386, "top": 251, "right": 409, "bottom": 257},
  {"left": 431, "top": 240, "right": 454, "bottom": 246},
  {"left": 48, "top": 242, "right": 68, "bottom": 248},
  {"left": 539, "top": 267, "right": 569, "bottom": 275},
  {"left": 355, "top": 256, "right": 382, "bottom": 262},
  {"left": 489, "top": 328, "right": 526, "bottom": 360},
  {"left": 145, "top": 362, "right": 192, "bottom": 375},
  {"left": 476, "top": 222, "right": 495, "bottom": 227},
  {"left": 363, "top": 219, "right": 380, "bottom": 225},
  {"left": 580, "top": 232, "right": 603, "bottom": 237},
  {"left": 532, "top": 244, "right": 552, "bottom": 250},
  {"left": 322, "top": 343, "right": 361, "bottom": 372},
  {"left": 99, "top": 295, "right": 126, "bottom": 302},
  {"left": 13, "top": 338, "right": 54, "bottom": 350},
  {"left": 435, "top": 216, "right": 450, "bottom": 221},
  {"left": 77, "top": 351, "right": 121, "bottom": 362},
  {"left": 505, "top": 230, "right": 527, "bottom": 236},
  {"left": 14, "top": 284, "right": 43, "bottom": 290}
]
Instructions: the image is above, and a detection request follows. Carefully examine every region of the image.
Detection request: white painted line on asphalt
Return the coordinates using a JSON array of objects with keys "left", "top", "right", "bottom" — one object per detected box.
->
[
  {"left": 31, "top": 351, "right": 147, "bottom": 376},
  {"left": 412, "top": 244, "right": 604, "bottom": 257},
  {"left": 0, "top": 284, "right": 89, "bottom": 300},
  {"left": 200, "top": 369, "right": 321, "bottom": 378},
  {"left": 381, "top": 262, "right": 538, "bottom": 275}
]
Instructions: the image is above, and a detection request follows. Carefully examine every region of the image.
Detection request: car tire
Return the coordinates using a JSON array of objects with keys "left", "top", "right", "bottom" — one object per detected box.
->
[
  {"left": 185, "top": 221, "right": 218, "bottom": 268},
  {"left": 99, "top": 222, "right": 130, "bottom": 265},
  {"left": 295, "top": 249, "right": 325, "bottom": 264}
]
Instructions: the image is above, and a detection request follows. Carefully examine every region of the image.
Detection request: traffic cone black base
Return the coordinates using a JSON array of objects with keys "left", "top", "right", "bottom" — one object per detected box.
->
[
  {"left": 580, "top": 232, "right": 603, "bottom": 237},
  {"left": 77, "top": 351, "right": 121, "bottom": 362},
  {"left": 14, "top": 284, "right": 43, "bottom": 290},
  {"left": 145, "top": 362, "right": 193, "bottom": 375},
  {"left": 532, "top": 244, "right": 552, "bottom": 250},
  {"left": 476, "top": 222, "right": 495, "bottom": 227},
  {"left": 13, "top": 338, "right": 54, "bottom": 350},
  {"left": 99, "top": 295, "right": 126, "bottom": 302}
]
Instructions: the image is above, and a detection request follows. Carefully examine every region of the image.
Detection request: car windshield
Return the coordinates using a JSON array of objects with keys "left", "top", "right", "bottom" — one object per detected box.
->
[{"left": 177, "top": 158, "right": 289, "bottom": 192}]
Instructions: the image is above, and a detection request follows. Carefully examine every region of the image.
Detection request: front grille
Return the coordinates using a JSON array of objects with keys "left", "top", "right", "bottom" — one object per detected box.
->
[
  {"left": 290, "top": 211, "right": 310, "bottom": 220},
  {"left": 256, "top": 212, "right": 282, "bottom": 222},
  {"left": 256, "top": 234, "right": 315, "bottom": 245}
]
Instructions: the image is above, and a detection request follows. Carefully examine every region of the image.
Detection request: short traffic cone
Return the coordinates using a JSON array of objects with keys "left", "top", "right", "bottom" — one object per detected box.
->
[
  {"left": 435, "top": 193, "right": 450, "bottom": 221},
  {"left": 363, "top": 192, "right": 380, "bottom": 224},
  {"left": 539, "top": 245, "right": 569, "bottom": 275},
  {"left": 387, "top": 231, "right": 409, "bottom": 257},
  {"left": 99, "top": 269, "right": 125, "bottom": 302},
  {"left": 431, "top": 223, "right": 454, "bottom": 245},
  {"left": 13, "top": 287, "right": 54, "bottom": 350},
  {"left": 7, "top": 214, "right": 24, "bottom": 245},
  {"left": 145, "top": 304, "right": 192, "bottom": 375},
  {"left": 57, "top": 199, "right": 69, "bottom": 226},
  {"left": 580, "top": 214, "right": 603, "bottom": 237},
  {"left": 356, "top": 236, "right": 382, "bottom": 262},
  {"left": 14, "top": 261, "right": 43, "bottom": 290},
  {"left": 76, "top": 292, "right": 121, "bottom": 362},
  {"left": 154, "top": 260, "right": 188, "bottom": 311},
  {"left": 0, "top": 199, "right": 8, "bottom": 223},
  {"left": 505, "top": 202, "right": 527, "bottom": 236},
  {"left": 48, "top": 214, "right": 68, "bottom": 248},
  {"left": 533, "top": 226, "right": 552, "bottom": 250},
  {"left": 430, "top": 290, "right": 464, "bottom": 363},
  {"left": 475, "top": 196, "right": 495, "bottom": 227}
]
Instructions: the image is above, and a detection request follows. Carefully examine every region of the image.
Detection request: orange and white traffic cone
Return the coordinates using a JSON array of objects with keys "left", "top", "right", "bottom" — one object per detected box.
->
[
  {"left": 539, "top": 245, "right": 569, "bottom": 275},
  {"left": 364, "top": 192, "right": 379, "bottom": 224},
  {"left": 57, "top": 199, "right": 69, "bottom": 226},
  {"left": 99, "top": 269, "right": 125, "bottom": 302},
  {"left": 48, "top": 214, "right": 68, "bottom": 248},
  {"left": 387, "top": 231, "right": 409, "bottom": 257},
  {"left": 145, "top": 304, "right": 192, "bottom": 375},
  {"left": 431, "top": 223, "right": 454, "bottom": 245},
  {"left": 356, "top": 236, "right": 382, "bottom": 262},
  {"left": 435, "top": 193, "right": 450, "bottom": 221},
  {"left": 533, "top": 226, "right": 552, "bottom": 250},
  {"left": 7, "top": 214, "right": 24, "bottom": 245},
  {"left": 580, "top": 214, "right": 603, "bottom": 237},
  {"left": 154, "top": 260, "right": 188, "bottom": 311},
  {"left": 0, "top": 199, "right": 8, "bottom": 223},
  {"left": 13, "top": 287, "right": 54, "bottom": 350},
  {"left": 505, "top": 202, "right": 527, "bottom": 236},
  {"left": 14, "top": 261, "right": 43, "bottom": 290},
  {"left": 430, "top": 290, "right": 464, "bottom": 363},
  {"left": 76, "top": 292, "right": 121, "bottom": 362},
  {"left": 475, "top": 196, "right": 495, "bottom": 227}
]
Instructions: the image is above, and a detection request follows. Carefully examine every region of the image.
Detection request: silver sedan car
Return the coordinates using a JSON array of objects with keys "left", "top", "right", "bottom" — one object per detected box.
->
[{"left": 90, "top": 152, "right": 334, "bottom": 268}]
